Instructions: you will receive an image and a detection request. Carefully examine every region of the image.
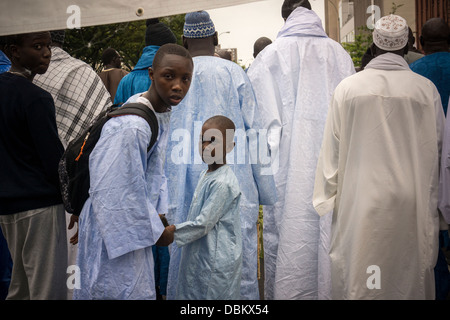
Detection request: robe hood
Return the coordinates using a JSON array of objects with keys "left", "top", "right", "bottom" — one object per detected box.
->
[
  {"left": 133, "top": 45, "right": 160, "bottom": 71},
  {"left": 277, "top": 6, "right": 328, "bottom": 39}
]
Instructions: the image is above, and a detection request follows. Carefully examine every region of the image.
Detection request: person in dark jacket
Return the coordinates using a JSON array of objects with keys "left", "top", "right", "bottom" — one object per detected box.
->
[{"left": 0, "top": 31, "right": 67, "bottom": 300}]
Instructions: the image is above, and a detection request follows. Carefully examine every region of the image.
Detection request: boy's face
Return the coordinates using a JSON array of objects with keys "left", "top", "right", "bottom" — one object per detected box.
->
[
  {"left": 11, "top": 32, "right": 51, "bottom": 75},
  {"left": 200, "top": 122, "right": 234, "bottom": 165},
  {"left": 149, "top": 54, "right": 193, "bottom": 109}
]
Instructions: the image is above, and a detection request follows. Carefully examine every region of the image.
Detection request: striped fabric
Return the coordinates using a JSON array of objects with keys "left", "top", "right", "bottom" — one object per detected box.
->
[{"left": 34, "top": 47, "right": 112, "bottom": 145}]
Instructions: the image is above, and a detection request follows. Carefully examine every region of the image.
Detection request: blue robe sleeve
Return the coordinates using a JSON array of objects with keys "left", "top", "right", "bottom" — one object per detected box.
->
[
  {"left": 174, "top": 178, "right": 239, "bottom": 247},
  {"left": 88, "top": 116, "right": 165, "bottom": 259}
]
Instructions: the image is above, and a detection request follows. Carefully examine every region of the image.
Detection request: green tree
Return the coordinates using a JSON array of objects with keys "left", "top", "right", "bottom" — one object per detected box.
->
[
  {"left": 341, "top": 26, "right": 373, "bottom": 68},
  {"left": 63, "top": 14, "right": 185, "bottom": 72}
]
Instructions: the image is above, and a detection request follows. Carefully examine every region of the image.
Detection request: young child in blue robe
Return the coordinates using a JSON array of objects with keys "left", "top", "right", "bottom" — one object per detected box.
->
[{"left": 167, "top": 115, "right": 243, "bottom": 299}]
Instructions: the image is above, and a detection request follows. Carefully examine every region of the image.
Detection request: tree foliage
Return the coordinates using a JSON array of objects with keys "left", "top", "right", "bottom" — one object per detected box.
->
[
  {"left": 341, "top": 26, "right": 373, "bottom": 68},
  {"left": 63, "top": 14, "right": 185, "bottom": 72}
]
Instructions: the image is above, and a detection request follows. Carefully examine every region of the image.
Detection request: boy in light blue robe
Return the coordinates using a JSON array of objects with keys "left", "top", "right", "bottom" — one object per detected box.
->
[
  {"left": 73, "top": 44, "right": 193, "bottom": 300},
  {"left": 169, "top": 116, "right": 242, "bottom": 299}
]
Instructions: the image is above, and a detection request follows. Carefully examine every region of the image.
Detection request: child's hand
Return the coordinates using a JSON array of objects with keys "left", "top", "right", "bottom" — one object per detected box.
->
[{"left": 156, "top": 225, "right": 176, "bottom": 246}]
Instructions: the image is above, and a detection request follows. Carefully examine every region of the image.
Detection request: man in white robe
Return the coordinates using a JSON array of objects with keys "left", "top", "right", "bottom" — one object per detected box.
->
[
  {"left": 313, "top": 14, "right": 445, "bottom": 299},
  {"left": 247, "top": 1, "right": 355, "bottom": 300},
  {"left": 165, "top": 11, "right": 277, "bottom": 300}
]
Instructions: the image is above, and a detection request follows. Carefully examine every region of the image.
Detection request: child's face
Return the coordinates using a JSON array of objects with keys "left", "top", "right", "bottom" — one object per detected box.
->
[
  {"left": 149, "top": 54, "right": 193, "bottom": 109},
  {"left": 200, "top": 122, "right": 233, "bottom": 166},
  {"left": 11, "top": 32, "right": 51, "bottom": 75}
]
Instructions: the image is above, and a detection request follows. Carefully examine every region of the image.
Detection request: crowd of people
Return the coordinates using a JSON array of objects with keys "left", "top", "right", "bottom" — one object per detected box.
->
[{"left": 0, "top": 0, "right": 449, "bottom": 300}]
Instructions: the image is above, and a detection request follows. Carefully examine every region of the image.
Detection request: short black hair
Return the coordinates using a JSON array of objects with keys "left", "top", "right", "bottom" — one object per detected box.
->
[
  {"left": 101, "top": 47, "right": 119, "bottom": 65},
  {"left": 6, "top": 34, "right": 29, "bottom": 46},
  {"left": 282, "top": 0, "right": 311, "bottom": 20},
  {"left": 253, "top": 37, "right": 272, "bottom": 58},
  {"left": 152, "top": 43, "right": 193, "bottom": 70},
  {"left": 421, "top": 17, "right": 450, "bottom": 42},
  {"left": 204, "top": 115, "right": 236, "bottom": 133},
  {"left": 5, "top": 31, "right": 50, "bottom": 47}
]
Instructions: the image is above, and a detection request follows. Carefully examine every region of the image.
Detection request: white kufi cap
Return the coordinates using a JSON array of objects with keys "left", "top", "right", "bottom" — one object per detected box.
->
[{"left": 373, "top": 14, "right": 409, "bottom": 51}]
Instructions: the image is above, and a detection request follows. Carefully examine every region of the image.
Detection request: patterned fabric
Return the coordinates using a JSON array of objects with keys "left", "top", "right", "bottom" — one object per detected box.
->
[
  {"left": 183, "top": 11, "right": 215, "bottom": 39},
  {"left": 34, "top": 47, "right": 112, "bottom": 145},
  {"left": 373, "top": 14, "right": 409, "bottom": 51},
  {"left": 50, "top": 30, "right": 65, "bottom": 45}
]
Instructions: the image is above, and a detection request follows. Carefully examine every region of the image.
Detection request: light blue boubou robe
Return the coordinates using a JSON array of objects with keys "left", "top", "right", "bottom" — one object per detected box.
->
[
  {"left": 165, "top": 56, "right": 277, "bottom": 300},
  {"left": 73, "top": 96, "right": 170, "bottom": 300},
  {"left": 175, "top": 165, "right": 242, "bottom": 300}
]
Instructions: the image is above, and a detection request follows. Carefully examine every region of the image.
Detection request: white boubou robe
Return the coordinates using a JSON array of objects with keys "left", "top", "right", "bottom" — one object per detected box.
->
[
  {"left": 247, "top": 6, "right": 355, "bottom": 299},
  {"left": 313, "top": 53, "right": 445, "bottom": 299}
]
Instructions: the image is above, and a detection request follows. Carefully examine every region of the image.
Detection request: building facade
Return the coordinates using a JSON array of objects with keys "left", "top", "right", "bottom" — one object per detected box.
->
[{"left": 324, "top": 0, "right": 448, "bottom": 51}]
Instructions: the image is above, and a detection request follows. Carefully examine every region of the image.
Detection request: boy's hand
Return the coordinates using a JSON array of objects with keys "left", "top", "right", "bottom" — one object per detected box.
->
[{"left": 156, "top": 225, "right": 176, "bottom": 246}]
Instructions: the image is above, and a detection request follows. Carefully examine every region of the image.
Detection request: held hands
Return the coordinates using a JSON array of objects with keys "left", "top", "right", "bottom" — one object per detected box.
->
[
  {"left": 68, "top": 212, "right": 175, "bottom": 246},
  {"left": 155, "top": 213, "right": 174, "bottom": 246},
  {"left": 156, "top": 225, "right": 176, "bottom": 246}
]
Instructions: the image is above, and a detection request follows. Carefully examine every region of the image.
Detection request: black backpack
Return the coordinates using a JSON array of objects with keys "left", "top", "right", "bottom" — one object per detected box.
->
[{"left": 58, "top": 102, "right": 159, "bottom": 216}]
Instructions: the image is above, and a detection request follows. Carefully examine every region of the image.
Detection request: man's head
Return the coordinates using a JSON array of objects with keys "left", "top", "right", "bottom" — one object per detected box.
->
[
  {"left": 253, "top": 36, "right": 272, "bottom": 58},
  {"left": 408, "top": 27, "right": 417, "bottom": 50},
  {"left": 145, "top": 18, "right": 177, "bottom": 47},
  {"left": 372, "top": 14, "right": 409, "bottom": 57},
  {"left": 101, "top": 47, "right": 122, "bottom": 68},
  {"left": 182, "top": 11, "right": 218, "bottom": 56},
  {"left": 200, "top": 115, "right": 236, "bottom": 166},
  {"left": 6, "top": 31, "right": 52, "bottom": 79},
  {"left": 147, "top": 43, "right": 193, "bottom": 112},
  {"left": 217, "top": 49, "right": 232, "bottom": 61},
  {"left": 419, "top": 17, "right": 450, "bottom": 54},
  {"left": 282, "top": 0, "right": 311, "bottom": 21}
]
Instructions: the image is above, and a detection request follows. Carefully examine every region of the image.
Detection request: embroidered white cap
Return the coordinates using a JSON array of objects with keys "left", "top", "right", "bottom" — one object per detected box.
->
[{"left": 373, "top": 14, "right": 409, "bottom": 51}]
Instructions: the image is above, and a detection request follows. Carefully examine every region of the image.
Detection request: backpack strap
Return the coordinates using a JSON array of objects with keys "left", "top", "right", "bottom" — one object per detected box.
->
[{"left": 108, "top": 102, "right": 159, "bottom": 152}]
